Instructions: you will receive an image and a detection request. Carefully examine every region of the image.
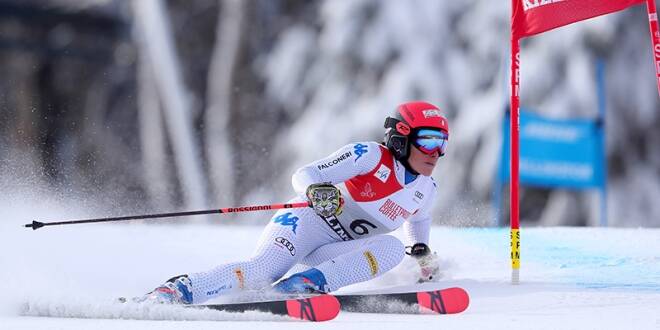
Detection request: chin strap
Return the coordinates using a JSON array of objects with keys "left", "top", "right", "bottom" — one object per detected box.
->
[{"left": 399, "top": 157, "right": 419, "bottom": 176}]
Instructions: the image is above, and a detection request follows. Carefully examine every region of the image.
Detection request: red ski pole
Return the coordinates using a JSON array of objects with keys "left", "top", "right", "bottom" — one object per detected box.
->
[{"left": 24, "top": 201, "right": 311, "bottom": 230}]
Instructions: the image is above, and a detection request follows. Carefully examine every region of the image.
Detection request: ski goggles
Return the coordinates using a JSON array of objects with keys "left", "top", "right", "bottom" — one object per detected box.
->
[{"left": 412, "top": 129, "right": 448, "bottom": 155}]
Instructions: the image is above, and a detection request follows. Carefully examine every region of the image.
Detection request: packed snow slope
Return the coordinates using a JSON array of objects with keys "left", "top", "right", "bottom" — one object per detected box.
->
[{"left": 1, "top": 215, "right": 659, "bottom": 329}]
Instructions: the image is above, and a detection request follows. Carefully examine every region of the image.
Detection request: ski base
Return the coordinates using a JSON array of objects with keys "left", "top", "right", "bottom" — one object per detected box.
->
[
  {"left": 336, "top": 287, "right": 469, "bottom": 314},
  {"left": 192, "top": 294, "right": 340, "bottom": 322}
]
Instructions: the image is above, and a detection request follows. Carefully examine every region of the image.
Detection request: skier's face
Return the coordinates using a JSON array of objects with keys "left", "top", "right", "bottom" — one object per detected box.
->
[{"left": 408, "top": 145, "right": 440, "bottom": 176}]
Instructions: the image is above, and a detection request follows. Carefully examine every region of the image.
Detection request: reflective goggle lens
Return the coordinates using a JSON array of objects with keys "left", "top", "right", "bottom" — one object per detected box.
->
[{"left": 414, "top": 129, "right": 448, "bottom": 155}]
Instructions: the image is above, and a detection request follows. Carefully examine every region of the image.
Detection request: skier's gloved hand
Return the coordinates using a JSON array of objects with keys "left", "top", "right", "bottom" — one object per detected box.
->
[
  {"left": 406, "top": 243, "right": 440, "bottom": 283},
  {"left": 306, "top": 183, "right": 344, "bottom": 218}
]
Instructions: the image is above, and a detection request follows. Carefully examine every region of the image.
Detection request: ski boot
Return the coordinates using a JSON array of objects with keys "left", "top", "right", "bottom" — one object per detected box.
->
[
  {"left": 134, "top": 275, "right": 194, "bottom": 304},
  {"left": 274, "top": 268, "right": 329, "bottom": 294}
]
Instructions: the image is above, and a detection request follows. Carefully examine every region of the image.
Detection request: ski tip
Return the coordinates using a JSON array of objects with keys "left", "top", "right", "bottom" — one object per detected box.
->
[
  {"left": 285, "top": 294, "right": 340, "bottom": 322},
  {"left": 417, "top": 287, "right": 469, "bottom": 314},
  {"left": 443, "top": 287, "right": 470, "bottom": 314}
]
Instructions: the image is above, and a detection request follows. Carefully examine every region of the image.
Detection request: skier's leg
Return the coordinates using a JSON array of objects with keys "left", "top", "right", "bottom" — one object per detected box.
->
[
  {"left": 275, "top": 235, "right": 405, "bottom": 293},
  {"left": 185, "top": 206, "right": 332, "bottom": 303}
]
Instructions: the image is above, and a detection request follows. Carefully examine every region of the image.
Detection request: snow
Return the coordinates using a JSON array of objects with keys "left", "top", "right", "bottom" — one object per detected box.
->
[
  {"left": 1, "top": 203, "right": 659, "bottom": 329},
  {"left": 2, "top": 1, "right": 659, "bottom": 328}
]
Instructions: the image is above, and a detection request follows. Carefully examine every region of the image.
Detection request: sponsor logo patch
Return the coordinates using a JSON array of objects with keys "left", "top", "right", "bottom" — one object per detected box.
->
[
  {"left": 321, "top": 215, "right": 353, "bottom": 241},
  {"left": 422, "top": 109, "right": 442, "bottom": 118},
  {"left": 234, "top": 269, "right": 245, "bottom": 289},
  {"left": 274, "top": 237, "right": 296, "bottom": 256},
  {"left": 318, "top": 152, "right": 353, "bottom": 170},
  {"left": 360, "top": 182, "right": 376, "bottom": 198},
  {"left": 378, "top": 199, "right": 411, "bottom": 221},
  {"left": 396, "top": 122, "right": 411, "bottom": 135},
  {"left": 364, "top": 251, "right": 379, "bottom": 276},
  {"left": 374, "top": 164, "right": 391, "bottom": 183},
  {"left": 415, "top": 191, "right": 424, "bottom": 200},
  {"left": 206, "top": 284, "right": 231, "bottom": 296},
  {"left": 523, "top": 0, "right": 565, "bottom": 11},
  {"left": 273, "top": 212, "right": 299, "bottom": 234},
  {"left": 353, "top": 143, "right": 368, "bottom": 162},
  {"left": 224, "top": 205, "right": 272, "bottom": 213}
]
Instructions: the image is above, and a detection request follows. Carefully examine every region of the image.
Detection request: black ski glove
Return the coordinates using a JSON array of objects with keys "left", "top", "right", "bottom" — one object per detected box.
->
[{"left": 406, "top": 243, "right": 440, "bottom": 282}]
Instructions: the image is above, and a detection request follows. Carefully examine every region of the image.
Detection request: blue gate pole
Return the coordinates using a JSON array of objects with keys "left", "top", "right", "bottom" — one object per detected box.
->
[{"left": 596, "top": 59, "right": 608, "bottom": 227}]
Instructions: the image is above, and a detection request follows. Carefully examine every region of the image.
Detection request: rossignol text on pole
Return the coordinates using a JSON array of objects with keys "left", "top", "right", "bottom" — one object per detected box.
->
[{"left": 24, "top": 201, "right": 311, "bottom": 230}]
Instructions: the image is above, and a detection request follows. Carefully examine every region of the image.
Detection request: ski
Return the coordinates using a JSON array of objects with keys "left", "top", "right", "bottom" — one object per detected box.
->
[
  {"left": 336, "top": 287, "right": 469, "bottom": 314},
  {"left": 190, "top": 294, "right": 340, "bottom": 322}
]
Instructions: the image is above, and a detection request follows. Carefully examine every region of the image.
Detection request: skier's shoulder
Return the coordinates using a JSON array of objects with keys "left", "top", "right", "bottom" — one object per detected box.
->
[
  {"left": 338, "top": 141, "right": 385, "bottom": 162},
  {"left": 343, "top": 141, "right": 384, "bottom": 151},
  {"left": 428, "top": 176, "right": 437, "bottom": 188},
  {"left": 417, "top": 175, "right": 438, "bottom": 195}
]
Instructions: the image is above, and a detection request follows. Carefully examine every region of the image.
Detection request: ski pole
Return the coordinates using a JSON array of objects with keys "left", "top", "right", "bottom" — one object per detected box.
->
[{"left": 24, "top": 201, "right": 311, "bottom": 230}]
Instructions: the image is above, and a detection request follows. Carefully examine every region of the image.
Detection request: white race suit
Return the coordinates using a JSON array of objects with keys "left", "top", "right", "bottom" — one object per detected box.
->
[{"left": 188, "top": 141, "right": 437, "bottom": 303}]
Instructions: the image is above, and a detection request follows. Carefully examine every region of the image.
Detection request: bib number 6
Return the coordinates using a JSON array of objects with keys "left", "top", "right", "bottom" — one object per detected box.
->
[{"left": 349, "top": 219, "right": 377, "bottom": 235}]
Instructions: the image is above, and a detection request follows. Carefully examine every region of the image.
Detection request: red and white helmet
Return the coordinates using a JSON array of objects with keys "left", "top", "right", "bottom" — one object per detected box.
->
[{"left": 383, "top": 101, "right": 449, "bottom": 160}]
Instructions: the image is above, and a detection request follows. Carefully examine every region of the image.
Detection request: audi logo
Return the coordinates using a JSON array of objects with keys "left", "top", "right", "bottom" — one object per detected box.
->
[{"left": 275, "top": 237, "right": 296, "bottom": 256}]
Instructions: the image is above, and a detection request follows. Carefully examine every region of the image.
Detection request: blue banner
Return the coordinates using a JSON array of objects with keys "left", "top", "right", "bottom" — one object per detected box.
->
[{"left": 499, "top": 109, "right": 605, "bottom": 189}]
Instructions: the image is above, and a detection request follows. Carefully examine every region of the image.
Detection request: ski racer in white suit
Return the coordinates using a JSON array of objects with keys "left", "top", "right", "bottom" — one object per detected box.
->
[{"left": 138, "top": 101, "right": 450, "bottom": 305}]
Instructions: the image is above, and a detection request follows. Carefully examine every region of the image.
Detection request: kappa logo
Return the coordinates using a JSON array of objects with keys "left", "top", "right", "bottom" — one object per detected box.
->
[
  {"left": 374, "top": 164, "right": 391, "bottom": 183},
  {"left": 274, "top": 237, "right": 296, "bottom": 256},
  {"left": 360, "top": 182, "right": 376, "bottom": 198},
  {"left": 353, "top": 143, "right": 368, "bottom": 162},
  {"left": 273, "top": 212, "right": 299, "bottom": 234},
  {"left": 422, "top": 109, "right": 443, "bottom": 118}
]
